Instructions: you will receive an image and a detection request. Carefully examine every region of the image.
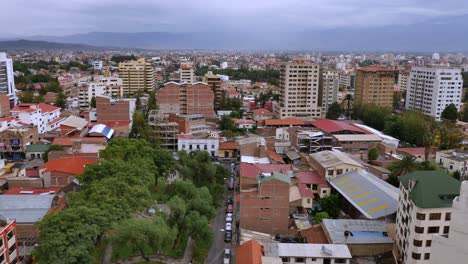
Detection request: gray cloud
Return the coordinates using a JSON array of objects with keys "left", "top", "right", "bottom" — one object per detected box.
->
[{"left": 2, "top": 0, "right": 468, "bottom": 36}]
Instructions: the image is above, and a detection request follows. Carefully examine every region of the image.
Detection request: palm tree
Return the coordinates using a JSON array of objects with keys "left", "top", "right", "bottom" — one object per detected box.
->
[
  {"left": 389, "top": 155, "right": 418, "bottom": 177},
  {"left": 422, "top": 131, "right": 434, "bottom": 161},
  {"left": 343, "top": 94, "right": 353, "bottom": 119}
]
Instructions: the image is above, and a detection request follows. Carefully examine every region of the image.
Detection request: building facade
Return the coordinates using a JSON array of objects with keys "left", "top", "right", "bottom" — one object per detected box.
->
[
  {"left": 0, "top": 219, "right": 18, "bottom": 264},
  {"left": 202, "top": 71, "right": 221, "bottom": 109},
  {"left": 405, "top": 67, "right": 463, "bottom": 121},
  {"left": 398, "top": 71, "right": 410, "bottom": 92},
  {"left": 10, "top": 103, "right": 63, "bottom": 133},
  {"left": 275, "top": 60, "right": 321, "bottom": 118},
  {"left": 0, "top": 125, "right": 38, "bottom": 160},
  {"left": 396, "top": 171, "right": 461, "bottom": 264},
  {"left": 355, "top": 66, "right": 395, "bottom": 108},
  {"left": 95, "top": 96, "right": 136, "bottom": 123},
  {"left": 319, "top": 70, "right": 340, "bottom": 115},
  {"left": 180, "top": 61, "right": 195, "bottom": 83},
  {"left": 0, "top": 53, "right": 17, "bottom": 106},
  {"left": 177, "top": 134, "right": 219, "bottom": 158},
  {"left": 118, "top": 58, "right": 155, "bottom": 95},
  {"left": 157, "top": 82, "right": 215, "bottom": 117},
  {"left": 78, "top": 77, "right": 123, "bottom": 109}
]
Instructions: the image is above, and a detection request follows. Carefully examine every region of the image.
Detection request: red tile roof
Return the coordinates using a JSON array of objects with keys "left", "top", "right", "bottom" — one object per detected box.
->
[
  {"left": 38, "top": 103, "right": 60, "bottom": 113},
  {"left": 236, "top": 240, "right": 263, "bottom": 264},
  {"left": 397, "top": 147, "right": 425, "bottom": 156},
  {"left": 48, "top": 117, "right": 65, "bottom": 125},
  {"left": 240, "top": 163, "right": 292, "bottom": 179},
  {"left": 297, "top": 171, "right": 324, "bottom": 184},
  {"left": 300, "top": 225, "right": 329, "bottom": 244},
  {"left": 265, "top": 118, "right": 305, "bottom": 126},
  {"left": 40, "top": 157, "right": 95, "bottom": 175},
  {"left": 358, "top": 66, "right": 394, "bottom": 72},
  {"left": 311, "top": 119, "right": 368, "bottom": 134},
  {"left": 298, "top": 182, "right": 313, "bottom": 197},
  {"left": 267, "top": 150, "right": 285, "bottom": 164},
  {"left": 219, "top": 141, "right": 239, "bottom": 150},
  {"left": 252, "top": 108, "right": 273, "bottom": 116},
  {"left": 52, "top": 137, "right": 73, "bottom": 146},
  {"left": 4, "top": 187, "right": 62, "bottom": 195},
  {"left": 81, "top": 137, "right": 107, "bottom": 143}
]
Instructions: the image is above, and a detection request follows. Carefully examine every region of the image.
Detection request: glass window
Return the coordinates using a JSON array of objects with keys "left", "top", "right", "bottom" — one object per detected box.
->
[
  {"left": 426, "top": 240, "right": 432, "bottom": 247},
  {"left": 428, "top": 226, "right": 440, "bottom": 234},
  {"left": 412, "top": 252, "right": 421, "bottom": 260},
  {"left": 295, "top": 257, "right": 305, "bottom": 263},
  {"left": 328, "top": 170, "right": 334, "bottom": 176},
  {"left": 416, "top": 213, "right": 426, "bottom": 220},
  {"left": 335, "top": 259, "right": 347, "bottom": 264},
  {"left": 7, "top": 230, "right": 14, "bottom": 240},
  {"left": 444, "top": 226, "right": 450, "bottom": 234},
  {"left": 424, "top": 253, "right": 430, "bottom": 260},
  {"left": 445, "top": 213, "right": 451, "bottom": 221},
  {"left": 415, "top": 226, "right": 424, "bottom": 234},
  {"left": 413, "top": 240, "right": 422, "bottom": 247},
  {"left": 429, "top": 213, "right": 441, "bottom": 220}
]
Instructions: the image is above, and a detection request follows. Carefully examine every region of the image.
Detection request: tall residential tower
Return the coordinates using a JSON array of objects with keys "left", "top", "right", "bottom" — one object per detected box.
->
[
  {"left": 0, "top": 53, "right": 17, "bottom": 106},
  {"left": 118, "top": 58, "right": 155, "bottom": 95},
  {"left": 319, "top": 70, "right": 340, "bottom": 115},
  {"left": 355, "top": 66, "right": 395, "bottom": 108}
]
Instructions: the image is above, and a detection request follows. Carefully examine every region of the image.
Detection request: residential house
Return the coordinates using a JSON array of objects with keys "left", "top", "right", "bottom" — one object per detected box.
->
[
  {"left": 332, "top": 134, "right": 383, "bottom": 154},
  {"left": 177, "top": 134, "right": 219, "bottom": 159},
  {"left": 219, "top": 141, "right": 239, "bottom": 160},
  {"left": 263, "top": 243, "right": 352, "bottom": 264},
  {"left": 309, "top": 150, "right": 363, "bottom": 179},
  {"left": 39, "top": 157, "right": 96, "bottom": 188},
  {"left": 311, "top": 119, "right": 368, "bottom": 135},
  {"left": 59, "top": 115, "right": 88, "bottom": 137},
  {"left": 0, "top": 125, "right": 38, "bottom": 160},
  {"left": 25, "top": 144, "right": 50, "bottom": 160},
  {"left": 10, "top": 103, "right": 63, "bottom": 133},
  {"left": 235, "top": 240, "right": 263, "bottom": 264},
  {"left": 435, "top": 150, "right": 468, "bottom": 176}
]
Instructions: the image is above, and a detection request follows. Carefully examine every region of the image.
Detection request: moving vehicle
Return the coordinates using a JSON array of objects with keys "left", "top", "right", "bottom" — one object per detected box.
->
[
  {"left": 226, "top": 222, "right": 232, "bottom": 231},
  {"left": 226, "top": 215, "right": 233, "bottom": 223},
  {"left": 224, "top": 230, "right": 232, "bottom": 243},
  {"left": 223, "top": 248, "right": 231, "bottom": 264},
  {"left": 226, "top": 204, "right": 233, "bottom": 213}
]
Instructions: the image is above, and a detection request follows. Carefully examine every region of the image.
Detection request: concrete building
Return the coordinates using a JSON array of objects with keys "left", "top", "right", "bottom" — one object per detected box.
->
[
  {"left": 118, "top": 58, "right": 155, "bottom": 95},
  {"left": 78, "top": 76, "right": 123, "bottom": 108},
  {"left": 332, "top": 134, "right": 383, "bottom": 154},
  {"left": 355, "top": 66, "right": 395, "bottom": 108},
  {"left": 275, "top": 59, "right": 321, "bottom": 118},
  {"left": 157, "top": 82, "right": 215, "bottom": 117},
  {"left": 320, "top": 70, "right": 340, "bottom": 115},
  {"left": 395, "top": 171, "right": 461, "bottom": 264},
  {"left": 397, "top": 71, "right": 410, "bottom": 92},
  {"left": 240, "top": 172, "right": 291, "bottom": 235},
  {"left": 95, "top": 95, "right": 136, "bottom": 123},
  {"left": 0, "top": 125, "right": 38, "bottom": 160},
  {"left": 180, "top": 61, "right": 195, "bottom": 84},
  {"left": 93, "top": 60, "right": 103, "bottom": 70},
  {"left": 263, "top": 243, "right": 352, "bottom": 264},
  {"left": 0, "top": 53, "right": 17, "bottom": 106},
  {"left": 405, "top": 67, "right": 463, "bottom": 121},
  {"left": 0, "top": 94, "right": 10, "bottom": 117},
  {"left": 167, "top": 114, "right": 209, "bottom": 135},
  {"left": 202, "top": 71, "right": 221, "bottom": 109},
  {"left": 148, "top": 110, "right": 178, "bottom": 152},
  {"left": 309, "top": 150, "right": 364, "bottom": 179},
  {"left": 430, "top": 181, "right": 468, "bottom": 264},
  {"left": 39, "top": 157, "right": 96, "bottom": 188},
  {"left": 177, "top": 134, "right": 219, "bottom": 158},
  {"left": 0, "top": 219, "right": 18, "bottom": 264},
  {"left": 10, "top": 103, "right": 63, "bottom": 133},
  {"left": 435, "top": 150, "right": 468, "bottom": 177}
]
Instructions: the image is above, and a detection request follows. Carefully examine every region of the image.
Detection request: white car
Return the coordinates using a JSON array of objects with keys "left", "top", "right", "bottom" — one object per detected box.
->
[
  {"left": 224, "top": 248, "right": 231, "bottom": 264},
  {"left": 226, "top": 222, "right": 232, "bottom": 231},
  {"left": 226, "top": 216, "right": 233, "bottom": 223},
  {"left": 226, "top": 213, "right": 233, "bottom": 218}
]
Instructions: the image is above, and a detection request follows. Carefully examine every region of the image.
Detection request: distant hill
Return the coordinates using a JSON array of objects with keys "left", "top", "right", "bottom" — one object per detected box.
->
[{"left": 0, "top": 39, "right": 101, "bottom": 51}]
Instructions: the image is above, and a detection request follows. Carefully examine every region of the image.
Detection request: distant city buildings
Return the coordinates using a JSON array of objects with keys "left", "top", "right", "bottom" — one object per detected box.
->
[
  {"left": 405, "top": 66, "right": 463, "bottom": 121},
  {"left": 355, "top": 66, "right": 395, "bottom": 108},
  {"left": 118, "top": 58, "right": 155, "bottom": 95},
  {"left": 180, "top": 61, "right": 195, "bottom": 84},
  {"left": 0, "top": 52, "right": 17, "bottom": 106},
  {"left": 319, "top": 70, "right": 340, "bottom": 115},
  {"left": 275, "top": 59, "right": 321, "bottom": 118}
]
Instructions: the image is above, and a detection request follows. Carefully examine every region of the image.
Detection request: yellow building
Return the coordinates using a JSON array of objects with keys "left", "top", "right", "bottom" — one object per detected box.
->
[
  {"left": 355, "top": 66, "right": 395, "bottom": 108},
  {"left": 202, "top": 71, "right": 222, "bottom": 110},
  {"left": 118, "top": 58, "right": 155, "bottom": 95}
]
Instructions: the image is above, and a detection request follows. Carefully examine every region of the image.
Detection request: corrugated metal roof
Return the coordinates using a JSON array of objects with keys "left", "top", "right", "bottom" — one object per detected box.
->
[
  {"left": 89, "top": 124, "right": 114, "bottom": 139},
  {"left": 322, "top": 219, "right": 393, "bottom": 244},
  {"left": 328, "top": 170, "right": 399, "bottom": 219},
  {"left": 0, "top": 195, "right": 54, "bottom": 223},
  {"left": 310, "top": 150, "right": 363, "bottom": 169}
]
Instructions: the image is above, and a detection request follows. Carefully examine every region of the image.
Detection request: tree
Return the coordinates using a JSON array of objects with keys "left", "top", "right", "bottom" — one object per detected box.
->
[
  {"left": 320, "top": 194, "right": 341, "bottom": 218},
  {"left": 357, "top": 104, "right": 393, "bottom": 131},
  {"left": 129, "top": 111, "right": 148, "bottom": 140},
  {"left": 342, "top": 94, "right": 353, "bottom": 119},
  {"left": 55, "top": 92, "right": 66, "bottom": 109},
  {"left": 314, "top": 212, "right": 330, "bottom": 224},
  {"left": 462, "top": 102, "right": 468, "bottom": 122},
  {"left": 219, "top": 115, "right": 235, "bottom": 131},
  {"left": 388, "top": 156, "right": 418, "bottom": 177},
  {"left": 326, "top": 102, "right": 342, "bottom": 120},
  {"left": 147, "top": 90, "right": 157, "bottom": 113},
  {"left": 18, "top": 91, "right": 35, "bottom": 103},
  {"left": 367, "top": 148, "right": 379, "bottom": 161},
  {"left": 90, "top": 96, "right": 96, "bottom": 108},
  {"left": 422, "top": 131, "right": 434, "bottom": 161},
  {"left": 453, "top": 170, "right": 461, "bottom": 181},
  {"left": 441, "top": 103, "right": 459, "bottom": 121}
]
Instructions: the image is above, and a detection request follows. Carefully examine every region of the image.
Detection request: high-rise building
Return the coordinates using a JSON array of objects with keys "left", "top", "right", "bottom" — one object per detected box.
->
[
  {"left": 397, "top": 71, "right": 410, "bottom": 92},
  {"left": 180, "top": 61, "right": 195, "bottom": 83},
  {"left": 354, "top": 66, "right": 395, "bottom": 108},
  {"left": 95, "top": 95, "right": 136, "bottom": 123},
  {"left": 0, "top": 53, "right": 17, "bottom": 106},
  {"left": 319, "top": 70, "right": 339, "bottom": 115},
  {"left": 396, "top": 171, "right": 461, "bottom": 264},
  {"left": 118, "top": 58, "right": 155, "bottom": 95},
  {"left": 202, "top": 71, "right": 222, "bottom": 110},
  {"left": 430, "top": 181, "right": 468, "bottom": 263},
  {"left": 156, "top": 82, "right": 215, "bottom": 117},
  {"left": 274, "top": 59, "right": 321, "bottom": 118},
  {"left": 405, "top": 67, "right": 463, "bottom": 121}
]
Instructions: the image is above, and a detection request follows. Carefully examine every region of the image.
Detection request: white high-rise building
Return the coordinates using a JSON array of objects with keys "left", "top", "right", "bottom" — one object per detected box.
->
[
  {"left": 319, "top": 70, "right": 339, "bottom": 115},
  {"left": 220, "top": 62, "right": 228, "bottom": 69},
  {"left": 0, "top": 52, "right": 17, "bottom": 105},
  {"left": 274, "top": 59, "right": 321, "bottom": 118},
  {"left": 180, "top": 62, "right": 195, "bottom": 83},
  {"left": 78, "top": 76, "right": 123, "bottom": 109},
  {"left": 430, "top": 181, "right": 468, "bottom": 264},
  {"left": 93, "top": 60, "right": 103, "bottom": 70},
  {"left": 432, "top": 53, "right": 440, "bottom": 61},
  {"left": 405, "top": 67, "right": 463, "bottom": 121}
]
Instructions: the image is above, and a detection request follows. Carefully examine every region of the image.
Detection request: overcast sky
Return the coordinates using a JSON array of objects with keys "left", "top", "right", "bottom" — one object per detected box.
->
[{"left": 3, "top": 0, "right": 468, "bottom": 36}]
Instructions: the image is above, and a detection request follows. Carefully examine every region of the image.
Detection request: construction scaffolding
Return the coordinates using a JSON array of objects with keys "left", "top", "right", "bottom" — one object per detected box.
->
[{"left": 148, "top": 110, "right": 178, "bottom": 152}]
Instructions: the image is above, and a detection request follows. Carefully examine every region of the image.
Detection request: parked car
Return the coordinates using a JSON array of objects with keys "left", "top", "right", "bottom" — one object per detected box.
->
[
  {"left": 226, "top": 204, "right": 233, "bottom": 213},
  {"left": 223, "top": 248, "right": 231, "bottom": 264},
  {"left": 224, "top": 230, "right": 232, "bottom": 243},
  {"left": 226, "top": 222, "right": 232, "bottom": 231},
  {"left": 227, "top": 196, "right": 234, "bottom": 205},
  {"left": 226, "top": 215, "right": 233, "bottom": 223},
  {"left": 228, "top": 177, "right": 235, "bottom": 190}
]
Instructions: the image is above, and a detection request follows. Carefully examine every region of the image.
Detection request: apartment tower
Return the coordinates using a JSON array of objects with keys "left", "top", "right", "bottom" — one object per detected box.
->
[
  {"left": 405, "top": 66, "right": 463, "bottom": 121},
  {"left": 118, "top": 58, "right": 155, "bottom": 96},
  {"left": 275, "top": 59, "right": 321, "bottom": 118},
  {"left": 355, "top": 66, "right": 395, "bottom": 108},
  {"left": 202, "top": 71, "right": 222, "bottom": 110},
  {"left": 0, "top": 53, "right": 17, "bottom": 106},
  {"left": 319, "top": 70, "right": 340, "bottom": 116},
  {"left": 180, "top": 61, "right": 195, "bottom": 84}
]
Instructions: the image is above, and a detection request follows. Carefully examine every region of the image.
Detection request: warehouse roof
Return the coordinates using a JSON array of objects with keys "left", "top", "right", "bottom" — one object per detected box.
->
[
  {"left": 322, "top": 219, "right": 393, "bottom": 244},
  {"left": 0, "top": 195, "right": 55, "bottom": 223}
]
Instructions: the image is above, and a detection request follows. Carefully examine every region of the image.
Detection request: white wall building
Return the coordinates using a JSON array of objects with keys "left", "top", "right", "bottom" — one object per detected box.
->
[
  {"left": 78, "top": 76, "right": 123, "bottom": 108},
  {"left": 430, "top": 181, "right": 468, "bottom": 263},
  {"left": 220, "top": 62, "right": 228, "bottom": 69},
  {"left": 396, "top": 171, "right": 461, "bottom": 264},
  {"left": 435, "top": 150, "right": 468, "bottom": 176},
  {"left": 93, "top": 60, "right": 103, "bottom": 70},
  {"left": 270, "top": 243, "right": 352, "bottom": 264},
  {"left": 405, "top": 67, "right": 463, "bottom": 121},
  {"left": 11, "top": 103, "right": 63, "bottom": 133},
  {"left": 180, "top": 62, "right": 195, "bottom": 84},
  {"left": 0, "top": 52, "right": 17, "bottom": 105},
  {"left": 320, "top": 70, "right": 340, "bottom": 116},
  {"left": 178, "top": 134, "right": 219, "bottom": 158}
]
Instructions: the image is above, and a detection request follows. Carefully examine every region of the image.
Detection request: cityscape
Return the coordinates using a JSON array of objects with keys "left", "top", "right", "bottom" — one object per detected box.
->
[{"left": 1, "top": 1, "right": 468, "bottom": 264}]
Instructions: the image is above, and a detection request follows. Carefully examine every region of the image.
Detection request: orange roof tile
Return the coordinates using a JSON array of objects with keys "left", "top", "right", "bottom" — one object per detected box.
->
[
  {"left": 52, "top": 137, "right": 73, "bottom": 146},
  {"left": 265, "top": 118, "right": 305, "bottom": 126},
  {"left": 267, "top": 150, "right": 285, "bottom": 164},
  {"left": 38, "top": 103, "right": 60, "bottom": 113},
  {"left": 300, "top": 225, "right": 329, "bottom": 244},
  {"left": 252, "top": 108, "right": 274, "bottom": 116},
  {"left": 40, "top": 157, "right": 95, "bottom": 175},
  {"left": 219, "top": 141, "right": 239, "bottom": 150},
  {"left": 236, "top": 240, "right": 263, "bottom": 264}
]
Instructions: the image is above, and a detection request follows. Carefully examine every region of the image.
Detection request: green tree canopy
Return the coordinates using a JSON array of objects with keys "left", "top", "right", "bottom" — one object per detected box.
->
[
  {"left": 367, "top": 148, "right": 379, "bottom": 161},
  {"left": 326, "top": 102, "right": 342, "bottom": 120},
  {"left": 441, "top": 103, "right": 459, "bottom": 121}
]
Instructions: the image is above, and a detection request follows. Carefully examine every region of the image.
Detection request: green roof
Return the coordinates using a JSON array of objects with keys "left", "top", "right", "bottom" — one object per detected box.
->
[
  {"left": 257, "top": 172, "right": 291, "bottom": 185},
  {"left": 26, "top": 144, "right": 50, "bottom": 153},
  {"left": 399, "top": 171, "right": 461, "bottom": 208}
]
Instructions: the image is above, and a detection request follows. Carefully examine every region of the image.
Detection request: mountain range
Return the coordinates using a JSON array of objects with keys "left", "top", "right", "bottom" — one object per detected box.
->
[{"left": 0, "top": 39, "right": 100, "bottom": 51}]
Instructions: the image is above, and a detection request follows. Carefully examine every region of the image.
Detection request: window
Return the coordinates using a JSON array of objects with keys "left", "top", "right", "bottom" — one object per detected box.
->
[
  {"left": 424, "top": 253, "right": 430, "bottom": 260},
  {"left": 8, "top": 244, "right": 15, "bottom": 255},
  {"left": 445, "top": 212, "right": 451, "bottom": 221},
  {"left": 307, "top": 199, "right": 311, "bottom": 204},
  {"left": 416, "top": 213, "right": 426, "bottom": 220},
  {"left": 412, "top": 252, "right": 421, "bottom": 260},
  {"left": 444, "top": 226, "right": 450, "bottom": 234},
  {"left": 337, "top": 169, "right": 343, "bottom": 175},
  {"left": 0, "top": 237, "right": 3, "bottom": 249},
  {"left": 415, "top": 226, "right": 424, "bottom": 234},
  {"left": 211, "top": 145, "right": 215, "bottom": 148},
  {"left": 295, "top": 257, "right": 305, "bottom": 263},
  {"left": 312, "top": 184, "right": 318, "bottom": 190},
  {"left": 428, "top": 226, "right": 440, "bottom": 234},
  {"left": 413, "top": 239, "right": 422, "bottom": 247},
  {"left": 328, "top": 170, "right": 334, "bottom": 176},
  {"left": 429, "top": 213, "right": 441, "bottom": 220},
  {"left": 335, "top": 259, "right": 347, "bottom": 264},
  {"left": 281, "top": 257, "right": 289, "bottom": 262},
  {"left": 7, "top": 230, "right": 14, "bottom": 240},
  {"left": 426, "top": 240, "right": 432, "bottom": 247},
  {"left": 0, "top": 253, "right": 4, "bottom": 264}
]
